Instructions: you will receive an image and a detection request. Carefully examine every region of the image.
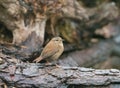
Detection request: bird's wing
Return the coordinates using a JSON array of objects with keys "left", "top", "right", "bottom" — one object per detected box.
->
[{"left": 41, "top": 41, "right": 58, "bottom": 59}]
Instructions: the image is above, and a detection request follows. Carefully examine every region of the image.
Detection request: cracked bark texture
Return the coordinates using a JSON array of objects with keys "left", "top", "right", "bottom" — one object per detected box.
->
[
  {"left": 0, "top": 63, "right": 120, "bottom": 88},
  {"left": 0, "top": 0, "right": 120, "bottom": 88}
]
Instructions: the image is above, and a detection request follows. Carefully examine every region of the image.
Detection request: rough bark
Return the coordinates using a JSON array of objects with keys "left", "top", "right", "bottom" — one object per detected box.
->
[
  {"left": 0, "top": 63, "right": 120, "bottom": 88},
  {"left": 0, "top": 39, "right": 120, "bottom": 87},
  {"left": 0, "top": 0, "right": 120, "bottom": 88}
]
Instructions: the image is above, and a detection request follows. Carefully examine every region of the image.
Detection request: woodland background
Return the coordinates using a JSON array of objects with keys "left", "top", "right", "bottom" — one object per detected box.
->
[{"left": 0, "top": 0, "right": 120, "bottom": 88}]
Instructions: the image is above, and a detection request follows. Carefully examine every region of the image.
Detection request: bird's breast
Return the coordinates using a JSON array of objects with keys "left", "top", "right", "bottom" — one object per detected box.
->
[{"left": 50, "top": 43, "right": 64, "bottom": 60}]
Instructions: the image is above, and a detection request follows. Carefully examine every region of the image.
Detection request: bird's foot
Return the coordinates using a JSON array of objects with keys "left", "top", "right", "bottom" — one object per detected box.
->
[{"left": 55, "top": 64, "right": 61, "bottom": 68}]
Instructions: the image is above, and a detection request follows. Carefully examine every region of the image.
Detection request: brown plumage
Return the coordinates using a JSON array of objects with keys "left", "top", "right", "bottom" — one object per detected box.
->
[{"left": 33, "top": 37, "right": 64, "bottom": 63}]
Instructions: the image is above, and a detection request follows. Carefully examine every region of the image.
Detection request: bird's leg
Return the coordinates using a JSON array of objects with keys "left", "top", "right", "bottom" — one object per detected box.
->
[
  {"left": 52, "top": 61, "right": 61, "bottom": 68},
  {"left": 45, "top": 60, "right": 52, "bottom": 66},
  {"left": 45, "top": 60, "right": 58, "bottom": 66},
  {"left": 55, "top": 63, "right": 61, "bottom": 68}
]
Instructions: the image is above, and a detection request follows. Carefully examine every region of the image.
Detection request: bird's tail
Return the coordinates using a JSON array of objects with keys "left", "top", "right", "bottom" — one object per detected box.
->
[{"left": 33, "top": 56, "right": 43, "bottom": 63}]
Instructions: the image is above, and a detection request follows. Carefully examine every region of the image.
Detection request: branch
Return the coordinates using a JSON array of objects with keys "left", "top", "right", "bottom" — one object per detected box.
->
[{"left": 0, "top": 63, "right": 120, "bottom": 88}]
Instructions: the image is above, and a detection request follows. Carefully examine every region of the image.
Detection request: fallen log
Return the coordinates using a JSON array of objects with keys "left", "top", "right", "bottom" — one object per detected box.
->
[{"left": 0, "top": 63, "right": 120, "bottom": 88}]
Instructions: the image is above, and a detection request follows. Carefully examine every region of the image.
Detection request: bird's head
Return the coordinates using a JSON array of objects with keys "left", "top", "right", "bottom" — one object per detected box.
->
[{"left": 51, "top": 37, "right": 63, "bottom": 43}]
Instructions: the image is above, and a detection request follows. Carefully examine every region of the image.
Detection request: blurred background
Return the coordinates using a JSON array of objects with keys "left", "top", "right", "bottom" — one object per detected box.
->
[{"left": 0, "top": 0, "right": 120, "bottom": 69}]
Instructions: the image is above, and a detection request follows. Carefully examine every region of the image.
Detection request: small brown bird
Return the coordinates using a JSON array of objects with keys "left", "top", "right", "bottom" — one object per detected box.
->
[{"left": 33, "top": 37, "right": 64, "bottom": 63}]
